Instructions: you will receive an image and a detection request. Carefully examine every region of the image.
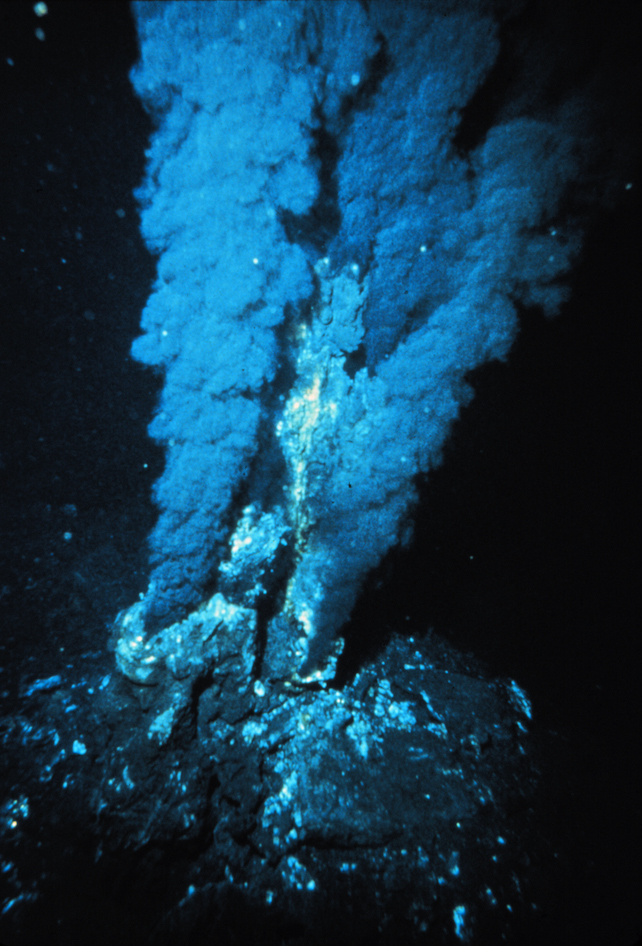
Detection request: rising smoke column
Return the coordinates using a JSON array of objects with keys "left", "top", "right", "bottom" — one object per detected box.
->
[
  {"left": 129, "top": 1, "right": 326, "bottom": 630},
  {"left": 128, "top": 0, "right": 630, "bottom": 675}
]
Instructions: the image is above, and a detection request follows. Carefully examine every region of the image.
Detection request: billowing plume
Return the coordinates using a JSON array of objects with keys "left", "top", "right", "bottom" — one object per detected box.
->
[{"left": 128, "top": 0, "right": 630, "bottom": 676}]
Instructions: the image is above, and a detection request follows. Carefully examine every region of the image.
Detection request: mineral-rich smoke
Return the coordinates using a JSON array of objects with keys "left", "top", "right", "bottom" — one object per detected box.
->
[{"left": 127, "top": 0, "right": 633, "bottom": 676}]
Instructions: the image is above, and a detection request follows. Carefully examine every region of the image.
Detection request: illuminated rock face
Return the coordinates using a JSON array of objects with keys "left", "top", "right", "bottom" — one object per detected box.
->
[{"left": 103, "top": 605, "right": 540, "bottom": 944}]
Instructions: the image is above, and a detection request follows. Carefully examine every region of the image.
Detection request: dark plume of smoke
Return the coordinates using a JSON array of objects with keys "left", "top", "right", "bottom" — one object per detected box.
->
[{"left": 128, "top": 0, "right": 637, "bottom": 673}]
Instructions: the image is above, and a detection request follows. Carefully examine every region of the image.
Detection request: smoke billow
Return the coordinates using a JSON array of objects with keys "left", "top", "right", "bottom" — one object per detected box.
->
[{"left": 128, "top": 0, "right": 634, "bottom": 674}]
